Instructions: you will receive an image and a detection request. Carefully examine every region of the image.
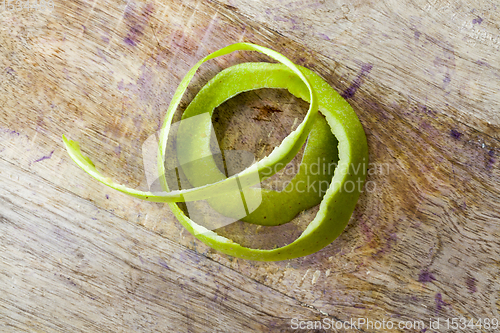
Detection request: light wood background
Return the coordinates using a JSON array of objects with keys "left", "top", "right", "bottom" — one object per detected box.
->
[{"left": 1, "top": 0, "right": 499, "bottom": 332}]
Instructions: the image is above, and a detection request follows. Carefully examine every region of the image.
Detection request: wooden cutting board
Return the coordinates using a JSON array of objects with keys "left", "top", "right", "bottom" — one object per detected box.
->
[{"left": 1, "top": 0, "right": 499, "bottom": 331}]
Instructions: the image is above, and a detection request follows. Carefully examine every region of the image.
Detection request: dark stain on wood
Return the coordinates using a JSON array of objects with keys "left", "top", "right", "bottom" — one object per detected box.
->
[
  {"left": 341, "top": 63, "right": 373, "bottom": 99},
  {"left": 123, "top": 2, "right": 155, "bottom": 47},
  {"left": 252, "top": 105, "right": 283, "bottom": 121}
]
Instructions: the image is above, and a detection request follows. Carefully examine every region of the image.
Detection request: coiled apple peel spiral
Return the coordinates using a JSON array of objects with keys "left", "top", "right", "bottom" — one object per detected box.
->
[{"left": 62, "top": 43, "right": 368, "bottom": 261}]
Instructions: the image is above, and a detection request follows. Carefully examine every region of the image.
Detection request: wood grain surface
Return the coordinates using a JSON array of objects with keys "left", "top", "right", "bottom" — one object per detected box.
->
[{"left": 1, "top": 0, "right": 499, "bottom": 332}]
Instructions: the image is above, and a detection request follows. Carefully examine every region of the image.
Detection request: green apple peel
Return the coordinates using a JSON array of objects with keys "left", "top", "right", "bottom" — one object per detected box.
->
[{"left": 62, "top": 43, "right": 368, "bottom": 261}]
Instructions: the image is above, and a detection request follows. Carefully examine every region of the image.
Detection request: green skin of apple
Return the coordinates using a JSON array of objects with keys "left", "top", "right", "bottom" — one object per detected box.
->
[
  {"left": 175, "top": 63, "right": 339, "bottom": 226},
  {"left": 62, "top": 43, "right": 368, "bottom": 261}
]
